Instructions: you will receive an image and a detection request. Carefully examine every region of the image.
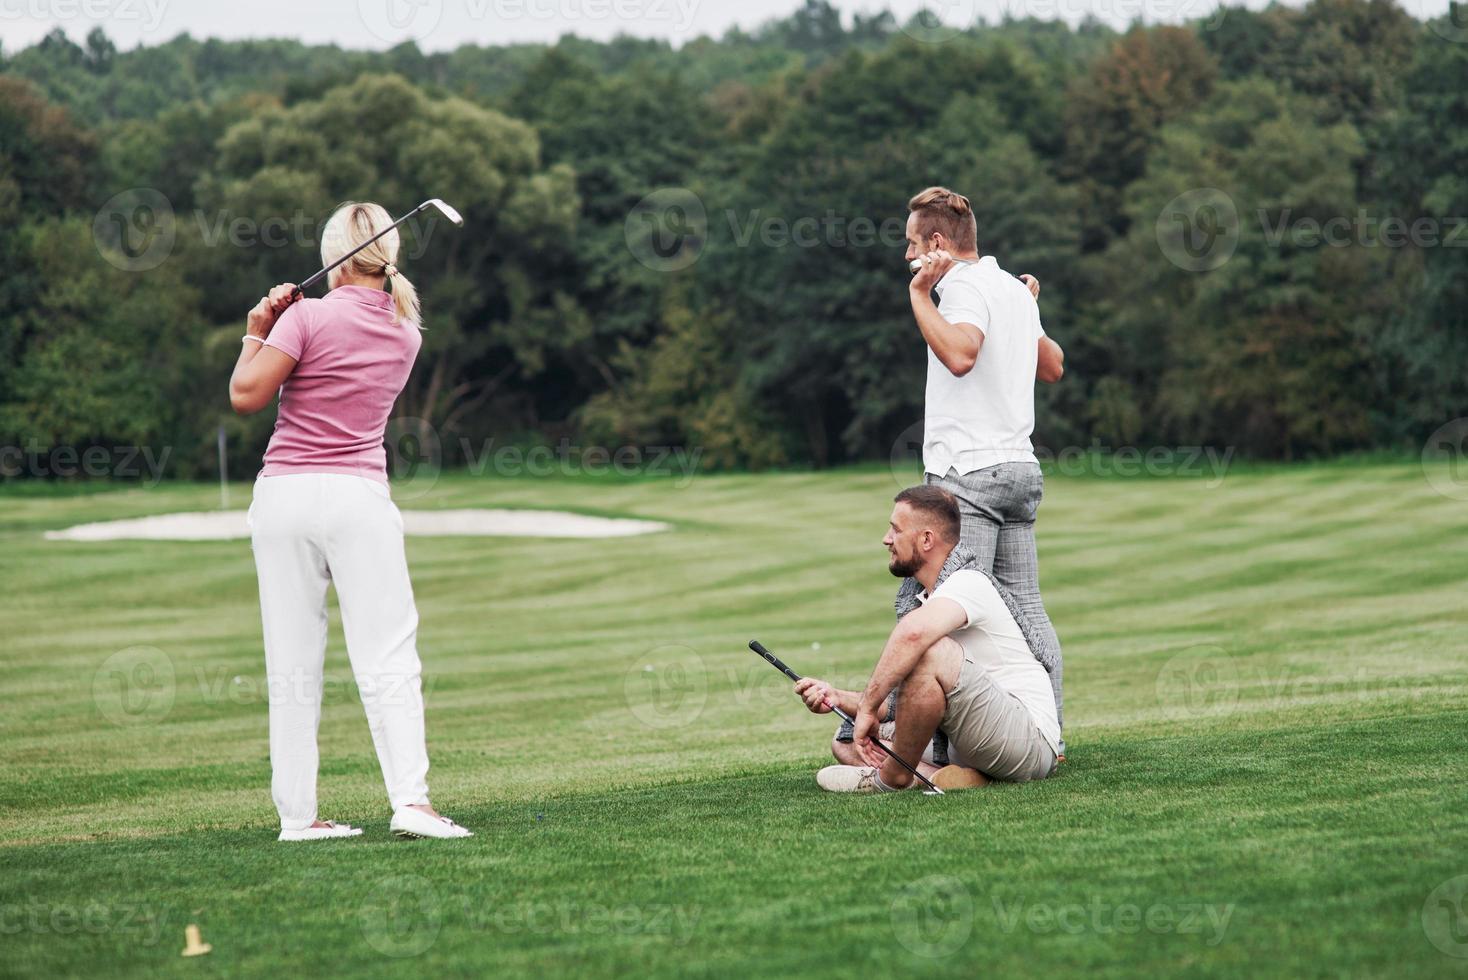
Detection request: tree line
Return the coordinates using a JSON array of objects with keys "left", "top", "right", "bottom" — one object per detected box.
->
[{"left": 1, "top": 0, "right": 1464, "bottom": 478}]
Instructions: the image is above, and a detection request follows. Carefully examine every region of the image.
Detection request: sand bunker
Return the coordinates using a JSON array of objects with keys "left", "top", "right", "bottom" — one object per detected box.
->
[{"left": 44, "top": 509, "right": 669, "bottom": 542}]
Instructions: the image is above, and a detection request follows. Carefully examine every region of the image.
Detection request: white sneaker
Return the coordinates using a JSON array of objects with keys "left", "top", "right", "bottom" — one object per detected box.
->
[
  {"left": 816, "top": 765, "right": 883, "bottom": 793},
  {"left": 390, "top": 807, "right": 473, "bottom": 839},
  {"left": 277, "top": 821, "right": 364, "bottom": 842}
]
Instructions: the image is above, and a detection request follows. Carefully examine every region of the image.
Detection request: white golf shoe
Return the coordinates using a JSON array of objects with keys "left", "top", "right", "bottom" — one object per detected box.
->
[
  {"left": 277, "top": 821, "right": 364, "bottom": 842},
  {"left": 816, "top": 765, "right": 885, "bottom": 793},
  {"left": 390, "top": 807, "right": 473, "bottom": 839}
]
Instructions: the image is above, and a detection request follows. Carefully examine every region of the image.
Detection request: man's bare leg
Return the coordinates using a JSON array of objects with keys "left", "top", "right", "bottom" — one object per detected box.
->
[
  {"left": 832, "top": 737, "right": 941, "bottom": 777},
  {"left": 878, "top": 637, "right": 963, "bottom": 789}
]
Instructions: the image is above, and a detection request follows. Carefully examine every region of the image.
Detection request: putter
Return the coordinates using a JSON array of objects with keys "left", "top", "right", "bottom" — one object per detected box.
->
[
  {"left": 292, "top": 199, "right": 464, "bottom": 298},
  {"left": 749, "top": 640, "right": 944, "bottom": 795}
]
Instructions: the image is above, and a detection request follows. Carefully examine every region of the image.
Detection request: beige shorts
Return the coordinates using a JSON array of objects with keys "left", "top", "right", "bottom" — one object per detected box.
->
[{"left": 939, "top": 655, "right": 1057, "bottom": 782}]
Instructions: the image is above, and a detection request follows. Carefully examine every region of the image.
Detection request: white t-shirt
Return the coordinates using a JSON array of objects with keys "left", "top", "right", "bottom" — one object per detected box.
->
[
  {"left": 924, "top": 256, "right": 1042, "bottom": 476},
  {"left": 923, "top": 568, "right": 1061, "bottom": 754}
]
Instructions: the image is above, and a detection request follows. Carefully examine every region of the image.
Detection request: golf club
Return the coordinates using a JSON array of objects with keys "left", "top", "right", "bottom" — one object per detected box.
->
[
  {"left": 909, "top": 254, "right": 976, "bottom": 274},
  {"left": 292, "top": 198, "right": 465, "bottom": 299},
  {"left": 748, "top": 640, "right": 944, "bottom": 795}
]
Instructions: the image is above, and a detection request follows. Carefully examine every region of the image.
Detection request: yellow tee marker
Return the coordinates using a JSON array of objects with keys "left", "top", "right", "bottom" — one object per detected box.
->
[{"left": 180, "top": 923, "right": 212, "bottom": 957}]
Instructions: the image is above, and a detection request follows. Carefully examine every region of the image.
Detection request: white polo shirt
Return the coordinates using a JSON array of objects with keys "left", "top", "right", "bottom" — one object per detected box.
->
[
  {"left": 923, "top": 568, "right": 1061, "bottom": 754},
  {"left": 924, "top": 255, "right": 1043, "bottom": 476}
]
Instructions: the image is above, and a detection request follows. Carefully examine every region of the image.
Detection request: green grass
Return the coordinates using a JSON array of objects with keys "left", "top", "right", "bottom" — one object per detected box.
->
[{"left": 3, "top": 461, "right": 1467, "bottom": 978}]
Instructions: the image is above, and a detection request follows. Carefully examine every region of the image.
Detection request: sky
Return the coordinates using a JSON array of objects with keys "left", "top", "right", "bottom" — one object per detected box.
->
[{"left": 0, "top": 0, "right": 1453, "bottom": 53}]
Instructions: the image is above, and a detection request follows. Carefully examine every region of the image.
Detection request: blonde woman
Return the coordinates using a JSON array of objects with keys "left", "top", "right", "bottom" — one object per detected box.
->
[{"left": 229, "top": 202, "right": 470, "bottom": 841}]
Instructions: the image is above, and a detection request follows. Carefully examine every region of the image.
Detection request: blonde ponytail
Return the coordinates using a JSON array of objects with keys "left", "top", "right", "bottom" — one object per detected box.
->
[
  {"left": 383, "top": 265, "right": 420, "bottom": 327},
  {"left": 320, "top": 201, "right": 423, "bottom": 328}
]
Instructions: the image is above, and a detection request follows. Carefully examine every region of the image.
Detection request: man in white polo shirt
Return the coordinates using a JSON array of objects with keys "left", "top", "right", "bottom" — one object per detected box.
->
[
  {"left": 900, "top": 185, "right": 1066, "bottom": 745},
  {"left": 794, "top": 486, "right": 1060, "bottom": 791}
]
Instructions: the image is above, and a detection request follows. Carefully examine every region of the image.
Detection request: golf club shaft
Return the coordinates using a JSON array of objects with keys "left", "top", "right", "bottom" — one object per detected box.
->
[
  {"left": 747, "top": 641, "right": 861, "bottom": 725},
  {"left": 909, "top": 255, "right": 978, "bottom": 275},
  {"left": 750, "top": 641, "right": 859, "bottom": 722},
  {"left": 748, "top": 640, "right": 943, "bottom": 794},
  {"left": 292, "top": 201, "right": 431, "bottom": 298}
]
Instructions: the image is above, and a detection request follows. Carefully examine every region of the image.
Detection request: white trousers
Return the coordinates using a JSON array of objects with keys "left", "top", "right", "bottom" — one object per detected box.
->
[{"left": 249, "top": 472, "right": 431, "bottom": 830}]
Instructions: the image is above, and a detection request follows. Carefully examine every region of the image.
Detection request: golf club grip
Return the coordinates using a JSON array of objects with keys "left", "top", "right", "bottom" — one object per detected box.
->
[
  {"left": 748, "top": 640, "right": 801, "bottom": 683},
  {"left": 749, "top": 636, "right": 846, "bottom": 721},
  {"left": 287, "top": 277, "right": 322, "bottom": 302}
]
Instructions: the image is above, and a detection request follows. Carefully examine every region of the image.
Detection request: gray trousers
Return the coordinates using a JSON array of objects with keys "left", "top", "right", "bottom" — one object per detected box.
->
[{"left": 927, "top": 463, "right": 1063, "bottom": 748}]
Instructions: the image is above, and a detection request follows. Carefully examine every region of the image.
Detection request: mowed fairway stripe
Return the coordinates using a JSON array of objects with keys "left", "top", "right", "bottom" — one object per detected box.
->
[{"left": 1, "top": 462, "right": 1466, "bottom": 977}]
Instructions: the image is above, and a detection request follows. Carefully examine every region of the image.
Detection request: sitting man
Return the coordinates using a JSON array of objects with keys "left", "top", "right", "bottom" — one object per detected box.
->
[{"left": 795, "top": 485, "right": 1061, "bottom": 792}]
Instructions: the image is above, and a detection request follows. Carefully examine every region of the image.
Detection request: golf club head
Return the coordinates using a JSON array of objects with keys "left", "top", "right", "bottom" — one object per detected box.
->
[{"left": 422, "top": 198, "right": 464, "bottom": 226}]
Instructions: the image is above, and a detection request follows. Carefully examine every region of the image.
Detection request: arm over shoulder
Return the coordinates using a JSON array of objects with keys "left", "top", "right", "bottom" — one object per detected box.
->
[
  {"left": 263, "top": 301, "right": 313, "bottom": 361},
  {"left": 938, "top": 277, "right": 991, "bottom": 336},
  {"left": 931, "top": 569, "right": 1001, "bottom": 628}
]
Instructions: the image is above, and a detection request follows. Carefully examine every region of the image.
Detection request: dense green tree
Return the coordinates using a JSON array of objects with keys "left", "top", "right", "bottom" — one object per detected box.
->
[
  {"left": 1270, "top": 0, "right": 1416, "bottom": 127},
  {"left": 710, "top": 40, "right": 1082, "bottom": 463},
  {"left": 0, "top": 79, "right": 99, "bottom": 437},
  {"left": 506, "top": 48, "right": 723, "bottom": 427},
  {"left": 0, "top": 219, "right": 204, "bottom": 466},
  {"left": 1095, "top": 79, "right": 1385, "bottom": 456},
  {"left": 0, "top": 3, "right": 1462, "bottom": 478},
  {"left": 1198, "top": 6, "right": 1298, "bottom": 80},
  {"left": 578, "top": 288, "right": 790, "bottom": 470},
  {"left": 1064, "top": 26, "right": 1218, "bottom": 250},
  {"left": 194, "top": 74, "right": 577, "bottom": 453},
  {"left": 1367, "top": 17, "right": 1468, "bottom": 439},
  {"left": 0, "top": 76, "right": 95, "bottom": 215}
]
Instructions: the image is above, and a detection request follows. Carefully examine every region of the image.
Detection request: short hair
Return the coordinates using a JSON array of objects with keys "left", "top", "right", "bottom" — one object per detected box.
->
[
  {"left": 893, "top": 485, "right": 961, "bottom": 545},
  {"left": 907, "top": 186, "right": 978, "bottom": 252}
]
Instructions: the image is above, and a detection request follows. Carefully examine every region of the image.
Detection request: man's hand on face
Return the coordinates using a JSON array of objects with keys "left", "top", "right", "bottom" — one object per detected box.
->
[
  {"left": 910, "top": 249, "right": 955, "bottom": 294},
  {"left": 853, "top": 704, "right": 888, "bottom": 768},
  {"left": 793, "top": 677, "right": 836, "bottom": 715}
]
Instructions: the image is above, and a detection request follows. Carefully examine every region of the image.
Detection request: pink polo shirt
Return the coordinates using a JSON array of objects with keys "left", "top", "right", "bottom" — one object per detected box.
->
[{"left": 259, "top": 285, "right": 422, "bottom": 483}]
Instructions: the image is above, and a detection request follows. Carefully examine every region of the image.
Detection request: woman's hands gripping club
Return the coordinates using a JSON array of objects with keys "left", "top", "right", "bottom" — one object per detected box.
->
[{"left": 246, "top": 283, "right": 300, "bottom": 341}]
